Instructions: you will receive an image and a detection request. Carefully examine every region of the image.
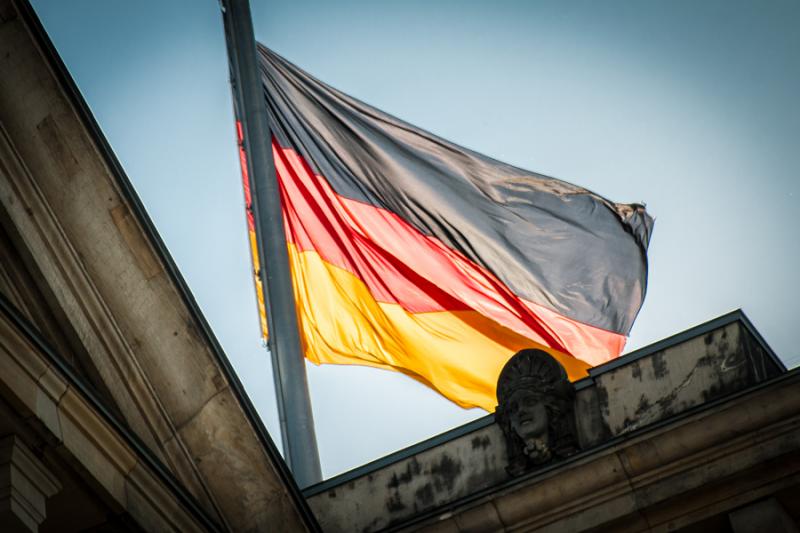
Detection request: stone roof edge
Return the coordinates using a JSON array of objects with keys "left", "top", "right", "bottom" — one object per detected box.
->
[
  {"left": 0, "top": 291, "right": 222, "bottom": 531},
  {"left": 303, "top": 310, "right": 784, "bottom": 497},
  {"left": 385, "top": 365, "right": 800, "bottom": 532},
  {"left": 12, "top": 1, "right": 319, "bottom": 528},
  {"left": 588, "top": 308, "right": 785, "bottom": 376}
]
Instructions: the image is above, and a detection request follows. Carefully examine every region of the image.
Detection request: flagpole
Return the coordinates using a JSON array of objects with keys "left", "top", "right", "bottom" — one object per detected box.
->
[{"left": 220, "top": 0, "right": 322, "bottom": 488}]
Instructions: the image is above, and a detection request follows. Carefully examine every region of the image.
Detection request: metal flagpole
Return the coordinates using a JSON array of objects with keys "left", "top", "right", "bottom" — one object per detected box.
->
[{"left": 220, "top": 0, "right": 322, "bottom": 488}]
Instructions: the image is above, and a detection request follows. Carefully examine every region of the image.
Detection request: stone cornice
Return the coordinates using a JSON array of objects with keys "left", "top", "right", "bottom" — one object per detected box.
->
[
  {"left": 395, "top": 370, "right": 800, "bottom": 532},
  {"left": 0, "top": 298, "right": 218, "bottom": 531},
  {"left": 0, "top": 116, "right": 221, "bottom": 520}
]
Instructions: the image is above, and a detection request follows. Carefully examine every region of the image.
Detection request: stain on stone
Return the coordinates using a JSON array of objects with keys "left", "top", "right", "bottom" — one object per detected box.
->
[
  {"left": 414, "top": 483, "right": 435, "bottom": 507},
  {"left": 704, "top": 332, "right": 714, "bottom": 346},
  {"left": 718, "top": 329, "right": 731, "bottom": 356},
  {"left": 410, "top": 457, "right": 421, "bottom": 476},
  {"left": 635, "top": 394, "right": 651, "bottom": 416},
  {"left": 110, "top": 204, "right": 163, "bottom": 280},
  {"left": 212, "top": 372, "right": 226, "bottom": 391},
  {"left": 631, "top": 364, "right": 642, "bottom": 380},
  {"left": 386, "top": 492, "right": 405, "bottom": 513},
  {"left": 596, "top": 385, "right": 610, "bottom": 416},
  {"left": 471, "top": 435, "right": 491, "bottom": 450},
  {"left": 327, "top": 489, "right": 336, "bottom": 498},
  {"left": 186, "top": 322, "right": 206, "bottom": 346},
  {"left": 652, "top": 352, "right": 668, "bottom": 379},
  {"left": 623, "top": 357, "right": 708, "bottom": 434},
  {"left": 430, "top": 454, "right": 462, "bottom": 493},
  {"left": 655, "top": 389, "right": 677, "bottom": 417},
  {"left": 36, "top": 114, "right": 80, "bottom": 178},
  {"left": 386, "top": 458, "right": 421, "bottom": 490},
  {"left": 399, "top": 459, "right": 419, "bottom": 482},
  {"left": 465, "top": 469, "right": 496, "bottom": 493},
  {"left": 657, "top": 382, "right": 678, "bottom": 408},
  {"left": 702, "top": 383, "right": 721, "bottom": 401}
]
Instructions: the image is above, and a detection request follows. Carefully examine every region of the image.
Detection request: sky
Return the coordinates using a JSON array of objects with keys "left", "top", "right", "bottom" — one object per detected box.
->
[{"left": 30, "top": 0, "right": 800, "bottom": 480}]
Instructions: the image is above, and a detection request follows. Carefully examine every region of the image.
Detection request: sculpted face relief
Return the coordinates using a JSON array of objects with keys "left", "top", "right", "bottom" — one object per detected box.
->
[
  {"left": 496, "top": 349, "right": 580, "bottom": 476},
  {"left": 507, "top": 389, "right": 552, "bottom": 463}
]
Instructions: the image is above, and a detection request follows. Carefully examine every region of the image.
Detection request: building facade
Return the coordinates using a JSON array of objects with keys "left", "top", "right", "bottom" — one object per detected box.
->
[
  {"left": 305, "top": 314, "right": 798, "bottom": 532},
  {"left": 0, "top": 1, "right": 317, "bottom": 530}
]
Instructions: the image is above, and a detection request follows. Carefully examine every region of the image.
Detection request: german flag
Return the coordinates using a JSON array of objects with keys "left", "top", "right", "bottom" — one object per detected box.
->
[{"left": 247, "top": 46, "right": 653, "bottom": 411}]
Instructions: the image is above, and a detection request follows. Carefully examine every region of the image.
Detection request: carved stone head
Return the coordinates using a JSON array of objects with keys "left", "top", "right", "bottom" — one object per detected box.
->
[{"left": 495, "top": 349, "right": 579, "bottom": 476}]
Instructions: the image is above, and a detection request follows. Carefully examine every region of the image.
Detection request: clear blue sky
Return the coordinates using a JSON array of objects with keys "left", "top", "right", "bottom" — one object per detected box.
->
[{"left": 31, "top": 0, "right": 800, "bottom": 479}]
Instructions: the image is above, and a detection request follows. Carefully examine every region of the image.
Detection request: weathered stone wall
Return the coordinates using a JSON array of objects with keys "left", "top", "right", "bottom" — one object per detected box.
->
[
  {"left": 306, "top": 315, "right": 785, "bottom": 532},
  {"left": 0, "top": 1, "right": 315, "bottom": 530},
  {"left": 593, "top": 321, "right": 782, "bottom": 436},
  {"left": 313, "top": 423, "right": 507, "bottom": 533}
]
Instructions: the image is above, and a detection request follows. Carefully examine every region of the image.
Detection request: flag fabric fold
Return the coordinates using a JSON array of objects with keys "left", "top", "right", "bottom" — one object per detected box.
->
[{"left": 250, "top": 45, "right": 654, "bottom": 411}]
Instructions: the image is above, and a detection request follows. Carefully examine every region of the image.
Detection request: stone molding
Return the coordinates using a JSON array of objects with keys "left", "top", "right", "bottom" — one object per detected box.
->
[
  {"left": 0, "top": 435, "right": 61, "bottom": 532},
  {"left": 404, "top": 371, "right": 800, "bottom": 532},
  {"left": 0, "top": 117, "right": 221, "bottom": 519},
  {"left": 0, "top": 310, "right": 211, "bottom": 531},
  {"left": 307, "top": 314, "right": 787, "bottom": 532}
]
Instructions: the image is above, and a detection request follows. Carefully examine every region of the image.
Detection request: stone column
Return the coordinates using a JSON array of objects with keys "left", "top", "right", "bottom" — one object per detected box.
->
[{"left": 0, "top": 435, "right": 62, "bottom": 532}]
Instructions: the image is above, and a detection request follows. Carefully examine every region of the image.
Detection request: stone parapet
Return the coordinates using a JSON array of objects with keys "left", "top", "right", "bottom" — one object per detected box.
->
[{"left": 305, "top": 312, "right": 788, "bottom": 532}]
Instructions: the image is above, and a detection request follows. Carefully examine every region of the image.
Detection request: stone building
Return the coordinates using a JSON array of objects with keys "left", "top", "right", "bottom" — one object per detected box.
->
[
  {"left": 2, "top": 0, "right": 799, "bottom": 531},
  {"left": 0, "top": 0, "right": 316, "bottom": 530},
  {"left": 305, "top": 312, "right": 798, "bottom": 532}
]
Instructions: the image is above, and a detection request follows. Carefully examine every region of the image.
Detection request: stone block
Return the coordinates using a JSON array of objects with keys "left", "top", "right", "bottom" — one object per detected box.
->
[
  {"left": 0, "top": 318, "right": 48, "bottom": 411},
  {"left": 595, "top": 322, "right": 776, "bottom": 437},
  {"left": 309, "top": 423, "right": 508, "bottom": 532},
  {"left": 57, "top": 388, "right": 135, "bottom": 506},
  {"left": 493, "top": 452, "right": 629, "bottom": 527},
  {"left": 452, "top": 502, "right": 504, "bottom": 533},
  {"left": 177, "top": 390, "right": 306, "bottom": 532},
  {"left": 35, "top": 367, "right": 65, "bottom": 440},
  {"left": 124, "top": 462, "right": 205, "bottom": 533},
  {"left": 0, "top": 435, "right": 61, "bottom": 532},
  {"left": 160, "top": 434, "right": 221, "bottom": 523}
]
